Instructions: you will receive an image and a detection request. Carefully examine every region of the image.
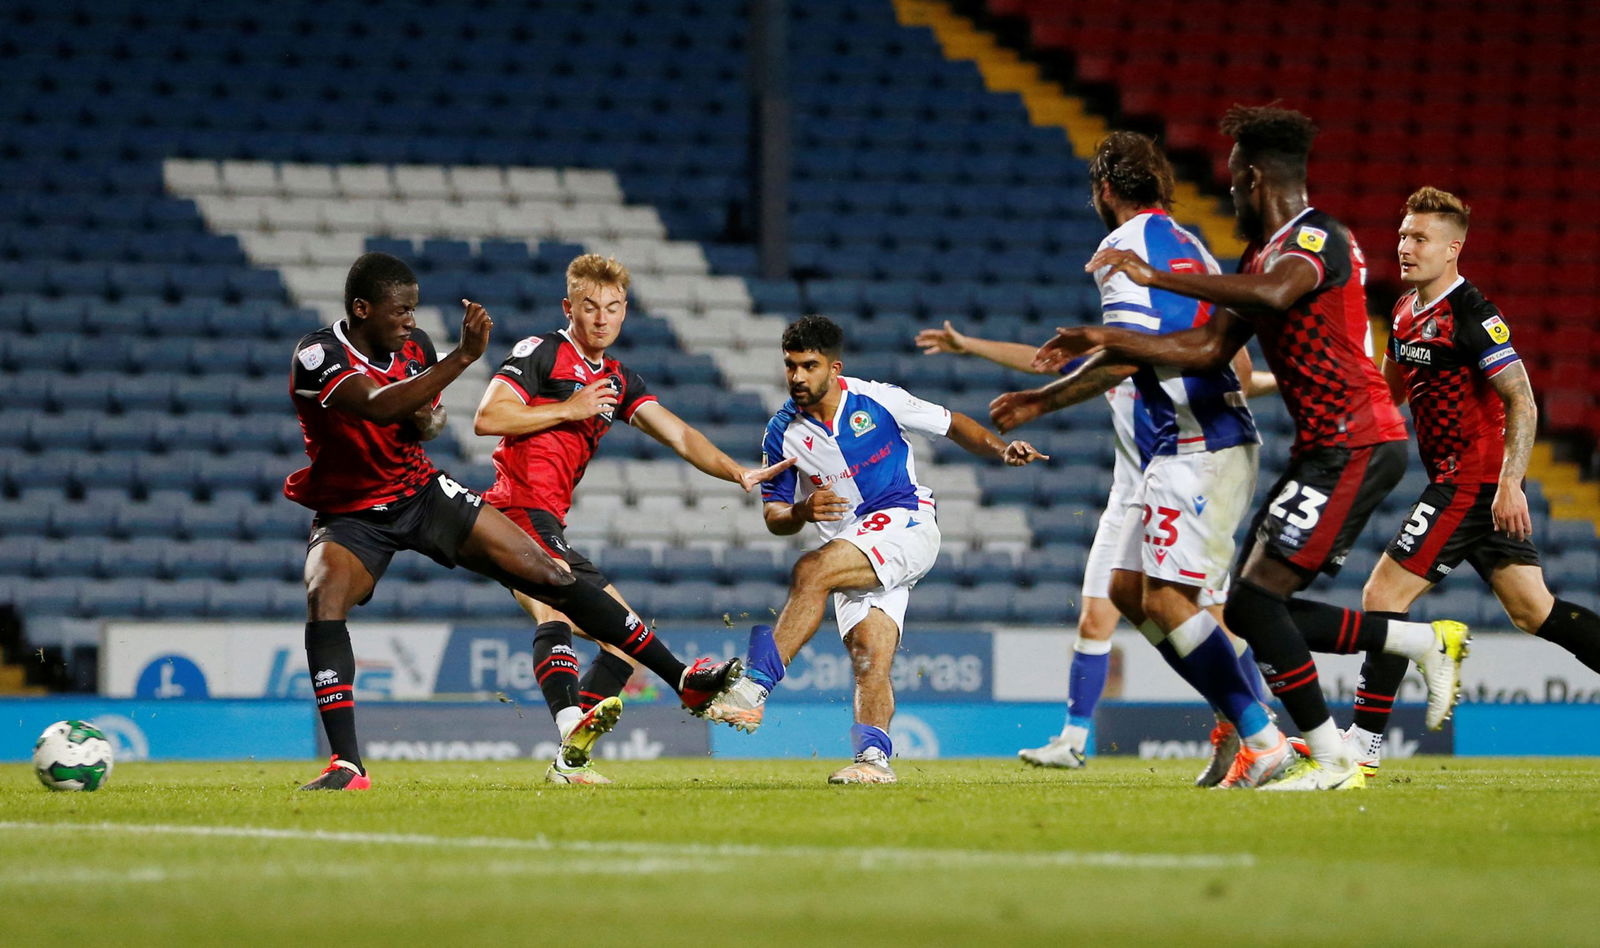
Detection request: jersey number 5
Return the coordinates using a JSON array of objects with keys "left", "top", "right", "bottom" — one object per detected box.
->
[{"left": 1268, "top": 480, "right": 1328, "bottom": 530}]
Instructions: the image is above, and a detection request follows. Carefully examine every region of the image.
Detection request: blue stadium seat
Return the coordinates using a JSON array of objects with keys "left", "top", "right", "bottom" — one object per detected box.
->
[
  {"left": 79, "top": 579, "right": 147, "bottom": 618},
  {"left": 598, "top": 547, "right": 660, "bottom": 584},
  {"left": 206, "top": 580, "right": 282, "bottom": 618},
  {"left": 141, "top": 580, "right": 212, "bottom": 618},
  {"left": 98, "top": 540, "right": 167, "bottom": 580}
]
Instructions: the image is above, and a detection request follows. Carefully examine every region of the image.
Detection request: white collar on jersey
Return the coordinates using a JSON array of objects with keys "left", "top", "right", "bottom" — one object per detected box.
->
[
  {"left": 1263, "top": 206, "right": 1316, "bottom": 247},
  {"left": 1410, "top": 274, "right": 1466, "bottom": 315},
  {"left": 333, "top": 319, "right": 397, "bottom": 371},
  {"left": 558, "top": 327, "right": 607, "bottom": 372}
]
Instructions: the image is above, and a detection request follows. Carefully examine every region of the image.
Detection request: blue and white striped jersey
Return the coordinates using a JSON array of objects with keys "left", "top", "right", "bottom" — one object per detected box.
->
[
  {"left": 1093, "top": 210, "right": 1259, "bottom": 456},
  {"left": 761, "top": 377, "right": 951, "bottom": 542}
]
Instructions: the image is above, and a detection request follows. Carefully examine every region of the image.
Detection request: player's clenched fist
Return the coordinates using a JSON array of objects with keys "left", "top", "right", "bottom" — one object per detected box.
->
[
  {"left": 989, "top": 389, "right": 1047, "bottom": 434},
  {"left": 566, "top": 377, "right": 621, "bottom": 421},
  {"left": 797, "top": 486, "right": 852, "bottom": 523},
  {"left": 458, "top": 298, "right": 494, "bottom": 361},
  {"left": 1001, "top": 440, "right": 1047, "bottom": 466}
]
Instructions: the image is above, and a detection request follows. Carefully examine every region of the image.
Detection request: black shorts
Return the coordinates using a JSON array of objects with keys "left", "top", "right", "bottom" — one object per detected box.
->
[
  {"left": 308, "top": 471, "right": 485, "bottom": 593},
  {"left": 497, "top": 506, "right": 611, "bottom": 589},
  {"left": 1387, "top": 481, "right": 1541, "bottom": 583},
  {"left": 1240, "top": 440, "right": 1407, "bottom": 579}
]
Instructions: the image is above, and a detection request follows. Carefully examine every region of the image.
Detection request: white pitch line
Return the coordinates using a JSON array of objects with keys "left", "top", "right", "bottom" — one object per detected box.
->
[{"left": 0, "top": 821, "right": 1254, "bottom": 870}]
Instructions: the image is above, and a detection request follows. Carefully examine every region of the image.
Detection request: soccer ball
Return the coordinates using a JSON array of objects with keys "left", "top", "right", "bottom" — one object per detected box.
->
[{"left": 33, "top": 720, "right": 114, "bottom": 792}]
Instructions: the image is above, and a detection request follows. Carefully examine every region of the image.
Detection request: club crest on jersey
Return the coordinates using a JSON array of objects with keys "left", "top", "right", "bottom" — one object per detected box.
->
[
  {"left": 1482, "top": 314, "right": 1510, "bottom": 344},
  {"left": 1295, "top": 227, "right": 1327, "bottom": 253},
  {"left": 512, "top": 336, "right": 541, "bottom": 358},
  {"left": 1420, "top": 317, "right": 1438, "bottom": 340},
  {"left": 849, "top": 410, "right": 875, "bottom": 436},
  {"left": 403, "top": 359, "right": 422, "bottom": 377},
  {"left": 297, "top": 346, "right": 325, "bottom": 370}
]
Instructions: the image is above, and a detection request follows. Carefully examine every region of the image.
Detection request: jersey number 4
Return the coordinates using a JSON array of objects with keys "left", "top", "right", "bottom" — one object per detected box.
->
[{"left": 1268, "top": 480, "right": 1328, "bottom": 530}]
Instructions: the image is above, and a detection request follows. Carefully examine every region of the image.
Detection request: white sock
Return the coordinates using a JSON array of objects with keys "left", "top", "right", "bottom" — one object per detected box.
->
[
  {"left": 1074, "top": 636, "right": 1114, "bottom": 656},
  {"left": 555, "top": 706, "right": 583, "bottom": 741},
  {"left": 1137, "top": 619, "right": 1167, "bottom": 647},
  {"left": 1382, "top": 620, "right": 1436, "bottom": 660},
  {"left": 1303, "top": 720, "right": 1349, "bottom": 767},
  {"left": 1060, "top": 724, "right": 1090, "bottom": 753},
  {"left": 1241, "top": 722, "right": 1281, "bottom": 751},
  {"left": 1349, "top": 725, "right": 1384, "bottom": 759}
]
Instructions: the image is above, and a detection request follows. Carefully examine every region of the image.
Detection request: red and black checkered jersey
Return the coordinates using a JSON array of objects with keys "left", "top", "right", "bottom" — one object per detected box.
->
[
  {"left": 482, "top": 330, "right": 657, "bottom": 523},
  {"left": 1242, "top": 208, "right": 1407, "bottom": 456},
  {"left": 1388, "top": 277, "right": 1521, "bottom": 484},
  {"left": 284, "top": 321, "right": 441, "bottom": 514}
]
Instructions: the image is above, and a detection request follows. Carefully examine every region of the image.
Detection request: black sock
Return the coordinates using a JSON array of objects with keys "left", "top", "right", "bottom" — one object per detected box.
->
[
  {"left": 1352, "top": 611, "right": 1411, "bottom": 736},
  {"left": 579, "top": 650, "right": 636, "bottom": 711},
  {"left": 533, "top": 621, "right": 580, "bottom": 721},
  {"left": 306, "top": 620, "right": 362, "bottom": 773},
  {"left": 1288, "top": 599, "right": 1390, "bottom": 654},
  {"left": 1223, "top": 581, "right": 1332, "bottom": 734},
  {"left": 1536, "top": 599, "right": 1600, "bottom": 673},
  {"left": 543, "top": 577, "right": 687, "bottom": 691}
]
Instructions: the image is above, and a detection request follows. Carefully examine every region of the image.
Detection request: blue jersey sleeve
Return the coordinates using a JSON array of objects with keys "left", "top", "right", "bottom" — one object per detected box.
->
[{"left": 760, "top": 414, "right": 797, "bottom": 504}]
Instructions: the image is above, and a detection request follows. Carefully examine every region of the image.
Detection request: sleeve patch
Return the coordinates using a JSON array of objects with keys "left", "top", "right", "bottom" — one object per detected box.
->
[
  {"left": 1479, "top": 345, "right": 1519, "bottom": 372},
  {"left": 297, "top": 346, "right": 326, "bottom": 370},
  {"left": 512, "top": 336, "right": 541, "bottom": 358},
  {"left": 1481, "top": 315, "right": 1511, "bottom": 344},
  {"left": 1295, "top": 227, "right": 1327, "bottom": 253}
]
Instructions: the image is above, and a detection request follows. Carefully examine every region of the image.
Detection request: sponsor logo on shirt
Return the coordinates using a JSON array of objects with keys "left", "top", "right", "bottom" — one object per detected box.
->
[{"left": 1397, "top": 343, "right": 1434, "bottom": 364}]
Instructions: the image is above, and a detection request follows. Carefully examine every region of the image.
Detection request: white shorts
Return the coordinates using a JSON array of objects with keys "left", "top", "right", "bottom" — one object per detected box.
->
[
  {"left": 1113, "top": 443, "right": 1257, "bottom": 602},
  {"left": 1081, "top": 486, "right": 1134, "bottom": 601},
  {"left": 829, "top": 506, "right": 942, "bottom": 640}
]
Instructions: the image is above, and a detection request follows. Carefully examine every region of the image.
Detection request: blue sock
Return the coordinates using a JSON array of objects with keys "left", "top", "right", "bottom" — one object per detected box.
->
[
  {"left": 1237, "top": 644, "right": 1273, "bottom": 708},
  {"left": 1152, "top": 637, "right": 1224, "bottom": 716},
  {"left": 1168, "top": 614, "right": 1271, "bottom": 737},
  {"left": 1066, "top": 647, "right": 1110, "bottom": 730},
  {"left": 851, "top": 723, "right": 892, "bottom": 758},
  {"left": 745, "top": 624, "right": 784, "bottom": 690}
]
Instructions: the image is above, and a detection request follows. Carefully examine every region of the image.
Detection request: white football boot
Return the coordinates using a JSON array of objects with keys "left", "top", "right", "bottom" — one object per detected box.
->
[{"left": 828, "top": 747, "right": 897, "bottom": 784}]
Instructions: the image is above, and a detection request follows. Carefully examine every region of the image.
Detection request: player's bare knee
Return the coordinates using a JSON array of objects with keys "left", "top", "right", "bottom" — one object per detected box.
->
[{"left": 789, "top": 550, "right": 832, "bottom": 592}]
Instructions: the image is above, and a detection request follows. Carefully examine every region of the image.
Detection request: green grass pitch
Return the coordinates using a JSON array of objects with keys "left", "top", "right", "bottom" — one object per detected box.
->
[{"left": 4, "top": 757, "right": 1599, "bottom": 945}]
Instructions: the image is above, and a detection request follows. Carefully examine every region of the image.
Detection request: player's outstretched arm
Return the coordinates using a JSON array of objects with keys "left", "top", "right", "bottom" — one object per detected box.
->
[
  {"left": 763, "top": 490, "right": 851, "bottom": 536},
  {"left": 945, "top": 411, "right": 1047, "bottom": 466},
  {"left": 1489, "top": 361, "right": 1538, "bottom": 542},
  {"left": 915, "top": 321, "right": 1055, "bottom": 375},
  {"left": 1085, "top": 248, "right": 1321, "bottom": 313},
  {"left": 990, "top": 350, "right": 1136, "bottom": 433},
  {"left": 474, "top": 376, "right": 617, "bottom": 437},
  {"left": 1035, "top": 307, "right": 1253, "bottom": 374},
  {"left": 631, "top": 402, "right": 795, "bottom": 491},
  {"left": 325, "top": 299, "right": 494, "bottom": 425}
]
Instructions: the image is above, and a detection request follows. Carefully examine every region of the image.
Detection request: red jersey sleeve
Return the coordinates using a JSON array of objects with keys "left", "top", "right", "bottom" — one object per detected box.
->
[
  {"left": 617, "top": 365, "right": 657, "bottom": 424},
  {"left": 291, "top": 337, "right": 361, "bottom": 405},
  {"left": 492, "top": 334, "right": 557, "bottom": 404},
  {"left": 1280, "top": 219, "right": 1352, "bottom": 290}
]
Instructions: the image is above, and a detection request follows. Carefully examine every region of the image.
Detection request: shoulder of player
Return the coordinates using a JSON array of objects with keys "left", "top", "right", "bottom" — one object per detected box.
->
[
  {"left": 1450, "top": 279, "right": 1501, "bottom": 318},
  {"left": 764, "top": 401, "right": 802, "bottom": 442},
  {"left": 294, "top": 325, "right": 339, "bottom": 350},
  {"left": 1293, "top": 209, "right": 1352, "bottom": 252}
]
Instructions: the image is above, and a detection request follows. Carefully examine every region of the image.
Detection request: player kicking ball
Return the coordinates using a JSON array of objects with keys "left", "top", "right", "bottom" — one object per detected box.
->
[
  {"left": 286, "top": 252, "right": 741, "bottom": 790},
  {"left": 704, "top": 316, "right": 1046, "bottom": 784},
  {"left": 472, "top": 254, "right": 792, "bottom": 784}
]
